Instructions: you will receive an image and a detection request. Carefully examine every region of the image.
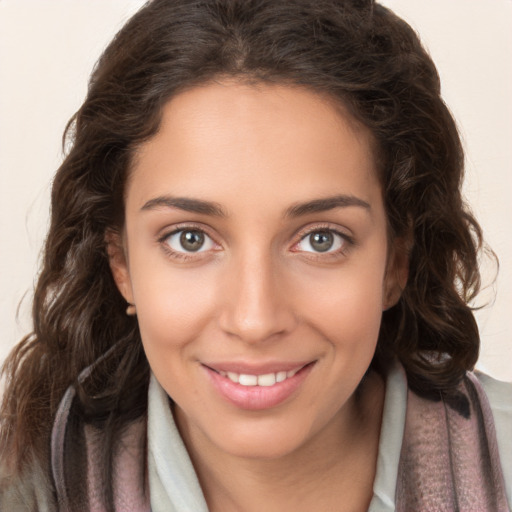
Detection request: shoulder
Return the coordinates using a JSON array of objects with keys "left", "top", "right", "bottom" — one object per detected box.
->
[
  {"left": 395, "top": 365, "right": 511, "bottom": 511},
  {"left": 472, "top": 370, "right": 511, "bottom": 462},
  {"left": 475, "top": 369, "right": 512, "bottom": 413},
  {"left": 473, "top": 370, "right": 512, "bottom": 505}
]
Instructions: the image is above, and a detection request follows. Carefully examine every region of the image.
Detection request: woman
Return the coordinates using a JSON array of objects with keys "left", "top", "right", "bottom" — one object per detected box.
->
[{"left": 1, "top": 0, "right": 510, "bottom": 510}]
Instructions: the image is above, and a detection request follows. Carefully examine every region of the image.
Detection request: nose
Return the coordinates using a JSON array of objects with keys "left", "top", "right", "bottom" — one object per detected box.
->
[{"left": 218, "top": 251, "right": 297, "bottom": 344}]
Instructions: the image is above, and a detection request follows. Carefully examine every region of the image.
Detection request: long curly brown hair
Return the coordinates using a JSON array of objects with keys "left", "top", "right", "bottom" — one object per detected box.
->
[{"left": 1, "top": 0, "right": 486, "bottom": 497}]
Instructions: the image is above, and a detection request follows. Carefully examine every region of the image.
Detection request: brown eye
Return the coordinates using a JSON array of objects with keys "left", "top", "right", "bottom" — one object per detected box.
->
[
  {"left": 180, "top": 230, "right": 205, "bottom": 252},
  {"left": 309, "top": 231, "right": 334, "bottom": 252},
  {"left": 164, "top": 229, "right": 215, "bottom": 254},
  {"left": 295, "top": 229, "right": 346, "bottom": 254}
]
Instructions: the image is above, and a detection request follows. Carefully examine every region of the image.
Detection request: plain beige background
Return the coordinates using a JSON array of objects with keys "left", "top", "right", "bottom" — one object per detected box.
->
[{"left": 1, "top": 0, "right": 511, "bottom": 381}]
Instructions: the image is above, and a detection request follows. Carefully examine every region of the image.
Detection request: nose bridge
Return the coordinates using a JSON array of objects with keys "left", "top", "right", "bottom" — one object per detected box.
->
[{"left": 219, "top": 245, "right": 295, "bottom": 343}]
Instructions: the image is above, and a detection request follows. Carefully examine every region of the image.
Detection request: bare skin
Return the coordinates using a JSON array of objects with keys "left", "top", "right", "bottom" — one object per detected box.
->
[
  {"left": 108, "top": 81, "right": 407, "bottom": 511},
  {"left": 181, "top": 371, "right": 385, "bottom": 512}
]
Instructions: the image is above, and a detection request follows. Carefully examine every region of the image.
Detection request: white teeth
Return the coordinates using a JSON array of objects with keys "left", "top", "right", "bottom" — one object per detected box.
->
[
  {"left": 238, "top": 374, "right": 258, "bottom": 386},
  {"left": 286, "top": 368, "right": 300, "bottom": 378},
  {"left": 257, "top": 373, "right": 276, "bottom": 387},
  {"left": 227, "top": 371, "right": 239, "bottom": 383},
  {"left": 221, "top": 367, "right": 304, "bottom": 387},
  {"left": 276, "top": 371, "right": 287, "bottom": 383}
]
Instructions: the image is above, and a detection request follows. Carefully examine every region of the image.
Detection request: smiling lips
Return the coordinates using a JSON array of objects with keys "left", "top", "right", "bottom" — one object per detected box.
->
[
  {"left": 219, "top": 367, "right": 302, "bottom": 387},
  {"left": 204, "top": 362, "right": 315, "bottom": 410}
]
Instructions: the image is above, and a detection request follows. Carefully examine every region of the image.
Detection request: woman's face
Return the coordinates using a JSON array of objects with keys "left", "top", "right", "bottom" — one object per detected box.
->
[{"left": 110, "top": 81, "right": 405, "bottom": 459}]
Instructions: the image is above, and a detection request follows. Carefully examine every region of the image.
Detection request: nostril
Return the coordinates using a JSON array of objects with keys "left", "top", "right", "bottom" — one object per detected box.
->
[{"left": 218, "top": 302, "right": 297, "bottom": 343}]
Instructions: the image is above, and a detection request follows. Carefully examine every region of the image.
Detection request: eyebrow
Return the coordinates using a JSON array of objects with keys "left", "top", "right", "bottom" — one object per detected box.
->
[
  {"left": 284, "top": 194, "right": 371, "bottom": 218},
  {"left": 141, "top": 196, "right": 227, "bottom": 217},
  {"left": 140, "top": 193, "right": 370, "bottom": 218}
]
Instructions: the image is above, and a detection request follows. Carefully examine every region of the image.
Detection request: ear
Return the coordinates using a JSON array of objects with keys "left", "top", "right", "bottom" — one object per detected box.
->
[
  {"left": 105, "top": 229, "right": 134, "bottom": 305},
  {"left": 383, "top": 237, "right": 411, "bottom": 310}
]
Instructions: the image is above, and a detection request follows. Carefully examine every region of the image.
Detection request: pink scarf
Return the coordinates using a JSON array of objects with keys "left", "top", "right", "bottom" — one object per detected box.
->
[
  {"left": 397, "top": 372, "right": 508, "bottom": 511},
  {"left": 51, "top": 369, "right": 508, "bottom": 511}
]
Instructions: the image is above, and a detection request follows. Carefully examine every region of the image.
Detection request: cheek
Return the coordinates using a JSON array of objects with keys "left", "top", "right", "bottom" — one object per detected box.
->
[
  {"left": 128, "top": 253, "right": 219, "bottom": 352},
  {"left": 297, "top": 259, "right": 387, "bottom": 349},
  {"left": 129, "top": 259, "right": 222, "bottom": 402}
]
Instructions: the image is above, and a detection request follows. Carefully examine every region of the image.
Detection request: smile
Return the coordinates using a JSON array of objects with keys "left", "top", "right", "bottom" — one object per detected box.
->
[
  {"left": 217, "top": 367, "right": 303, "bottom": 387},
  {"left": 203, "top": 362, "right": 316, "bottom": 410}
]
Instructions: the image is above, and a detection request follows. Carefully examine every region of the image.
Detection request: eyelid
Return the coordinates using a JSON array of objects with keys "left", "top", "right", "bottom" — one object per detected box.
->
[
  {"left": 156, "top": 221, "right": 354, "bottom": 261},
  {"left": 157, "top": 222, "right": 221, "bottom": 259},
  {"left": 166, "top": 230, "right": 215, "bottom": 253},
  {"left": 290, "top": 223, "right": 355, "bottom": 256}
]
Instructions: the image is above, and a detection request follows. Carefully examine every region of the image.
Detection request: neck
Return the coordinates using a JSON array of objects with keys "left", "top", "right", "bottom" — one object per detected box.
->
[{"left": 177, "top": 371, "right": 385, "bottom": 512}]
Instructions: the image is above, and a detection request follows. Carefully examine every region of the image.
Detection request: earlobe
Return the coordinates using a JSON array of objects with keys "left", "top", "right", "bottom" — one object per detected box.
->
[
  {"left": 383, "top": 239, "right": 410, "bottom": 310},
  {"left": 105, "top": 230, "right": 134, "bottom": 305}
]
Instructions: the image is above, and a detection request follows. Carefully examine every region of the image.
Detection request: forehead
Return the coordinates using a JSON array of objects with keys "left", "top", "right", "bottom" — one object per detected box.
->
[{"left": 127, "top": 81, "right": 380, "bottom": 213}]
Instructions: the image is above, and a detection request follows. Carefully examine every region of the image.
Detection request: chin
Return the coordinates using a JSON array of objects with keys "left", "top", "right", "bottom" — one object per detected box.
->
[{"left": 209, "top": 416, "right": 318, "bottom": 460}]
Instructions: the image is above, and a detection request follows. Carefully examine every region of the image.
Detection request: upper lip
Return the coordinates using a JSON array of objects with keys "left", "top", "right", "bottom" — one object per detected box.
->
[{"left": 202, "top": 360, "right": 315, "bottom": 375}]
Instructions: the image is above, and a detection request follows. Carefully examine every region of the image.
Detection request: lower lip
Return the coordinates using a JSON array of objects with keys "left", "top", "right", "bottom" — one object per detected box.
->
[{"left": 204, "top": 363, "right": 315, "bottom": 411}]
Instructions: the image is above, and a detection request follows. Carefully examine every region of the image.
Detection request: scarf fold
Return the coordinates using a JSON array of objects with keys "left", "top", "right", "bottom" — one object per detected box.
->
[
  {"left": 396, "top": 373, "right": 509, "bottom": 511},
  {"left": 50, "top": 346, "right": 151, "bottom": 512}
]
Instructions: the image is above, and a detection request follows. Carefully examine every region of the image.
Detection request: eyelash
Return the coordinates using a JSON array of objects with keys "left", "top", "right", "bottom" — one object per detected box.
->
[
  {"left": 157, "top": 223, "right": 355, "bottom": 262},
  {"left": 292, "top": 224, "right": 355, "bottom": 261},
  {"left": 158, "top": 223, "right": 219, "bottom": 261}
]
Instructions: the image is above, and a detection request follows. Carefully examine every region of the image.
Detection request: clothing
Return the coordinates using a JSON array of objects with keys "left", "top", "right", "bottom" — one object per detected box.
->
[
  {"left": 147, "top": 363, "right": 512, "bottom": 512},
  {"left": 1, "top": 362, "right": 511, "bottom": 511}
]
